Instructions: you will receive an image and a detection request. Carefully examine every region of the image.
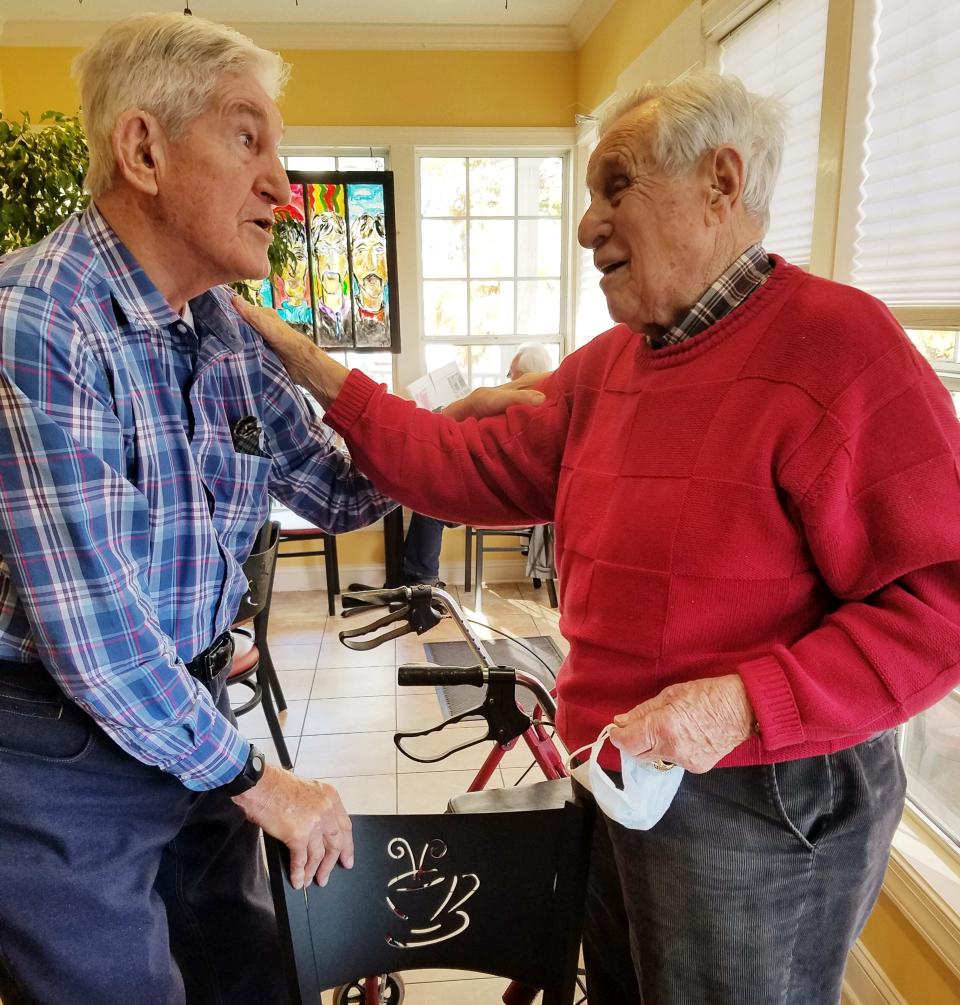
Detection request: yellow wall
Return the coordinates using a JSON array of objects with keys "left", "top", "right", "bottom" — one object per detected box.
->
[
  {"left": 576, "top": 0, "right": 692, "bottom": 114},
  {"left": 860, "top": 892, "right": 960, "bottom": 1003},
  {"left": 0, "top": 48, "right": 79, "bottom": 117},
  {"left": 0, "top": 46, "right": 576, "bottom": 127}
]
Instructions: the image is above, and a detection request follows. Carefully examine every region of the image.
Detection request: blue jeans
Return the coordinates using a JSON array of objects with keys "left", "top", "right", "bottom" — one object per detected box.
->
[
  {"left": 402, "top": 513, "right": 457, "bottom": 584},
  {"left": 0, "top": 663, "right": 284, "bottom": 1005},
  {"left": 575, "top": 731, "right": 905, "bottom": 1005}
]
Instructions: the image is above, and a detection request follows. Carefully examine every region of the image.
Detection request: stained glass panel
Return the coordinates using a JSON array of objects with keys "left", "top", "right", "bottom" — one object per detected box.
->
[{"left": 259, "top": 172, "right": 400, "bottom": 352}]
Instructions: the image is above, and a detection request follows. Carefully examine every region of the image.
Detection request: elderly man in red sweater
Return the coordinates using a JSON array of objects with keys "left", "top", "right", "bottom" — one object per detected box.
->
[{"left": 237, "top": 73, "right": 960, "bottom": 1005}]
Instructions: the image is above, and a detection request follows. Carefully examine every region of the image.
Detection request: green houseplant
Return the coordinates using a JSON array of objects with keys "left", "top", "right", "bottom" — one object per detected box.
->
[
  {"left": 0, "top": 110, "right": 89, "bottom": 254},
  {"left": 0, "top": 108, "right": 295, "bottom": 301}
]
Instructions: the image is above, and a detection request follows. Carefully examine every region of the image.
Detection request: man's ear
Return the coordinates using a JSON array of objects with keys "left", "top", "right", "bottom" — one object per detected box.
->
[
  {"left": 112, "top": 110, "right": 164, "bottom": 196},
  {"left": 704, "top": 145, "right": 745, "bottom": 225}
]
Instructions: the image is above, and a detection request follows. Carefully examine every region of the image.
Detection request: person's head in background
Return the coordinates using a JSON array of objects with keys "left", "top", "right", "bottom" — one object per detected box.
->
[
  {"left": 508, "top": 343, "right": 553, "bottom": 381},
  {"left": 72, "top": 13, "right": 291, "bottom": 308}
]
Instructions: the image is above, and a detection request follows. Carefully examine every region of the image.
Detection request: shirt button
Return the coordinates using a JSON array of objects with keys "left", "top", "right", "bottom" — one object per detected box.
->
[{"left": 176, "top": 324, "right": 189, "bottom": 335}]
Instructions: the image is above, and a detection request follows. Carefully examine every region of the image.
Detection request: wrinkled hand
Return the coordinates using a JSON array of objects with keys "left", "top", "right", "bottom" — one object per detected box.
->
[
  {"left": 232, "top": 296, "right": 348, "bottom": 405},
  {"left": 443, "top": 371, "right": 547, "bottom": 422},
  {"left": 608, "top": 675, "right": 755, "bottom": 773},
  {"left": 232, "top": 764, "right": 353, "bottom": 889}
]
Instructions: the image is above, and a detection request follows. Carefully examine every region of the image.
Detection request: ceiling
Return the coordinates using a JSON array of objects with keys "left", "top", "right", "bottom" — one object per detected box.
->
[{"left": 0, "top": 0, "right": 617, "bottom": 50}]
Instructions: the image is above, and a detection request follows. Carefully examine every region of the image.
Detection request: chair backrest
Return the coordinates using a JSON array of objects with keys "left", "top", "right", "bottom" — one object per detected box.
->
[
  {"left": 233, "top": 520, "right": 281, "bottom": 626},
  {"left": 266, "top": 800, "right": 593, "bottom": 1005}
]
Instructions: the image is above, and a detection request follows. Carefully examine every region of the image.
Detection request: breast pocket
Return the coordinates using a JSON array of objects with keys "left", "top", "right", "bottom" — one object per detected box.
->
[{"left": 198, "top": 448, "right": 273, "bottom": 529}]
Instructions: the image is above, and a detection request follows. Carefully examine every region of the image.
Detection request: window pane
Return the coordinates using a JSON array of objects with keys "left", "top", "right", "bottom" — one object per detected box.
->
[
  {"left": 517, "top": 157, "right": 563, "bottom": 216},
  {"left": 420, "top": 158, "right": 467, "bottom": 217},
  {"left": 468, "top": 344, "right": 507, "bottom": 388},
  {"left": 337, "top": 156, "right": 385, "bottom": 171},
  {"left": 470, "top": 280, "right": 514, "bottom": 336},
  {"left": 341, "top": 350, "right": 394, "bottom": 392},
  {"left": 286, "top": 156, "right": 336, "bottom": 171},
  {"left": 517, "top": 219, "right": 561, "bottom": 278},
  {"left": 421, "top": 220, "right": 467, "bottom": 278},
  {"left": 517, "top": 280, "right": 561, "bottom": 335},
  {"left": 905, "top": 328, "right": 959, "bottom": 366},
  {"left": 469, "top": 220, "right": 515, "bottom": 277},
  {"left": 901, "top": 691, "right": 960, "bottom": 845},
  {"left": 423, "top": 342, "right": 464, "bottom": 374},
  {"left": 423, "top": 281, "right": 467, "bottom": 337},
  {"left": 469, "top": 158, "right": 515, "bottom": 216}
]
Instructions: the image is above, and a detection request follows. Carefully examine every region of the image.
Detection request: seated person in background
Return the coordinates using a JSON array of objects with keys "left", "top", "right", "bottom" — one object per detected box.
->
[{"left": 402, "top": 342, "right": 555, "bottom": 586}]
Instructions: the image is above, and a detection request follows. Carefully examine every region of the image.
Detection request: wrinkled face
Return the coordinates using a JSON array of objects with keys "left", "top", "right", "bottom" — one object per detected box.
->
[
  {"left": 158, "top": 72, "right": 291, "bottom": 284},
  {"left": 578, "top": 106, "right": 717, "bottom": 337}
]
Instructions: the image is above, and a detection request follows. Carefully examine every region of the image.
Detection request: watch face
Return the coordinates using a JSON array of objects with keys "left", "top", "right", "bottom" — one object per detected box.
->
[{"left": 251, "top": 750, "right": 265, "bottom": 774}]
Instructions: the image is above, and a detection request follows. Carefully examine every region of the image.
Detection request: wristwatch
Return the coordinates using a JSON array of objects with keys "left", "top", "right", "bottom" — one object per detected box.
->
[{"left": 220, "top": 743, "right": 266, "bottom": 796}]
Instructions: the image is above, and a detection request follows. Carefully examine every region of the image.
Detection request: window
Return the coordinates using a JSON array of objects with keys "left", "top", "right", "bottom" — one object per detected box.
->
[
  {"left": 718, "top": 0, "right": 830, "bottom": 266},
  {"left": 844, "top": 0, "right": 960, "bottom": 850},
  {"left": 417, "top": 154, "right": 566, "bottom": 389},
  {"left": 848, "top": 2, "right": 960, "bottom": 309}
]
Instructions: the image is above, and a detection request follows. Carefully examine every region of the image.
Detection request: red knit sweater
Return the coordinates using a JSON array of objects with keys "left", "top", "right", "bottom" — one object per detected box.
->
[{"left": 325, "top": 258, "right": 960, "bottom": 767}]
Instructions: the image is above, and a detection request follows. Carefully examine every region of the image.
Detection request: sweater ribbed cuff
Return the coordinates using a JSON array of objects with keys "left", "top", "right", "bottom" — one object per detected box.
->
[
  {"left": 324, "top": 369, "right": 379, "bottom": 434},
  {"left": 737, "top": 654, "right": 805, "bottom": 751}
]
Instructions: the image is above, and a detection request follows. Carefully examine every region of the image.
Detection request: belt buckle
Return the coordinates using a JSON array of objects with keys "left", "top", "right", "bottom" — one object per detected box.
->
[{"left": 197, "top": 632, "right": 234, "bottom": 683}]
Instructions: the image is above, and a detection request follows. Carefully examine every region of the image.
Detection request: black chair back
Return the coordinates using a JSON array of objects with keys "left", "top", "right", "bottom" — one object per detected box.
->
[
  {"left": 235, "top": 521, "right": 281, "bottom": 625},
  {"left": 266, "top": 800, "right": 592, "bottom": 1005}
]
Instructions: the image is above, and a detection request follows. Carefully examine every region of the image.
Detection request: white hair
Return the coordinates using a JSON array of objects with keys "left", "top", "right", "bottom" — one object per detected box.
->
[
  {"left": 599, "top": 73, "right": 785, "bottom": 231},
  {"left": 512, "top": 343, "right": 553, "bottom": 375},
  {"left": 72, "top": 13, "right": 290, "bottom": 198}
]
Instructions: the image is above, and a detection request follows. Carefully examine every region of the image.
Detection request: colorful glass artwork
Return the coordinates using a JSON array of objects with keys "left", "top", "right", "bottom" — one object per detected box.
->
[
  {"left": 259, "top": 172, "right": 399, "bottom": 352},
  {"left": 348, "top": 183, "right": 390, "bottom": 348},
  {"left": 271, "top": 185, "right": 312, "bottom": 334}
]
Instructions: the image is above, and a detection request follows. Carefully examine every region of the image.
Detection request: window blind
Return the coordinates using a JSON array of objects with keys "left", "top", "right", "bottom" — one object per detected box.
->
[
  {"left": 719, "top": 0, "right": 829, "bottom": 265},
  {"left": 851, "top": 0, "right": 960, "bottom": 306}
]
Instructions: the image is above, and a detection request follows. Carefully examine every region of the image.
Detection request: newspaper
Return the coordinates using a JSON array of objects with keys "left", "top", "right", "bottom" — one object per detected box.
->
[{"left": 406, "top": 361, "right": 469, "bottom": 410}]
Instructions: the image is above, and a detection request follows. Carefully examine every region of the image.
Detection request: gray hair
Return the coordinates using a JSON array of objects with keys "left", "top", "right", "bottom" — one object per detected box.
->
[
  {"left": 72, "top": 13, "right": 290, "bottom": 197},
  {"left": 512, "top": 343, "right": 553, "bottom": 375},
  {"left": 600, "top": 73, "right": 785, "bottom": 231}
]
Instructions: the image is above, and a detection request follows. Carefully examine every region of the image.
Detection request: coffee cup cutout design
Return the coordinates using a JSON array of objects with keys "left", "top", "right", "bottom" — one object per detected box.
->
[{"left": 385, "top": 837, "right": 479, "bottom": 949}]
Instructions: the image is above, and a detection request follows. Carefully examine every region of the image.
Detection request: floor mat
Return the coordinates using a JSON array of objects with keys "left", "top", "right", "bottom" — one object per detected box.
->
[{"left": 422, "top": 636, "right": 563, "bottom": 719}]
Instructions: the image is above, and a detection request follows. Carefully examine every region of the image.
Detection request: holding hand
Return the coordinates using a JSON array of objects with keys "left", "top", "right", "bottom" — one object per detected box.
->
[
  {"left": 232, "top": 765, "right": 354, "bottom": 889},
  {"left": 609, "top": 674, "right": 756, "bottom": 773}
]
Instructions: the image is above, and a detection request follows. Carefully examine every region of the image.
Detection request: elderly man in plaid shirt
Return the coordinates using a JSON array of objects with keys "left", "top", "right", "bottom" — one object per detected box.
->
[{"left": 0, "top": 14, "right": 536, "bottom": 1005}]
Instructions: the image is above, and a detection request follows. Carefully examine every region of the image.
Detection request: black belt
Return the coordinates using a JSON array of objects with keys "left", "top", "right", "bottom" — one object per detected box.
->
[{"left": 185, "top": 631, "right": 235, "bottom": 684}]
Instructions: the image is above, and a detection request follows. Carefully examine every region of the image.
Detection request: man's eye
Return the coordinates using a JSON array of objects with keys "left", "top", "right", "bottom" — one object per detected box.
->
[
  {"left": 240, "top": 132, "right": 254, "bottom": 148},
  {"left": 608, "top": 175, "right": 630, "bottom": 199}
]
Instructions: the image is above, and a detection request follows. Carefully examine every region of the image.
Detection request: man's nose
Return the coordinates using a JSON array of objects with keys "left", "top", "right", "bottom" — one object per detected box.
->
[
  {"left": 262, "top": 154, "right": 292, "bottom": 209},
  {"left": 577, "top": 200, "right": 609, "bottom": 250}
]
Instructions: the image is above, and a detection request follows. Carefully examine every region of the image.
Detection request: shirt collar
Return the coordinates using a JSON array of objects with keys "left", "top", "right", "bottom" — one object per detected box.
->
[
  {"left": 81, "top": 203, "right": 243, "bottom": 351},
  {"left": 650, "top": 243, "right": 772, "bottom": 349}
]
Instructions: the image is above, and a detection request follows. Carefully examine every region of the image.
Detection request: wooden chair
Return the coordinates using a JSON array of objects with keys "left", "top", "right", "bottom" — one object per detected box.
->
[
  {"left": 266, "top": 790, "right": 592, "bottom": 1005},
  {"left": 274, "top": 508, "right": 340, "bottom": 616},
  {"left": 464, "top": 525, "right": 558, "bottom": 608},
  {"left": 228, "top": 520, "right": 292, "bottom": 769}
]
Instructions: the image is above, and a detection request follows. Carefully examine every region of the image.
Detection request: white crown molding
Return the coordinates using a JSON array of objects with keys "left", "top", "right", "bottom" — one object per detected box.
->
[
  {"left": 843, "top": 941, "right": 908, "bottom": 1005},
  {"left": 0, "top": 19, "right": 575, "bottom": 51},
  {"left": 568, "top": 0, "right": 617, "bottom": 47}
]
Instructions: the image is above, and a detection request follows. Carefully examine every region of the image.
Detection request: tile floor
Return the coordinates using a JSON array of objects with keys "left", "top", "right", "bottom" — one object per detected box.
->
[{"left": 237, "top": 580, "right": 568, "bottom": 1004}]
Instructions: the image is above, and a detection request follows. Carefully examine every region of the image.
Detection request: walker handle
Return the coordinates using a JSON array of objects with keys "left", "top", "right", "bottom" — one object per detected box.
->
[{"left": 398, "top": 664, "right": 485, "bottom": 687}]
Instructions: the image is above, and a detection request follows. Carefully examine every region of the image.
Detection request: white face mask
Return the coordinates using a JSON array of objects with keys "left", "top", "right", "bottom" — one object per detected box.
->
[{"left": 568, "top": 725, "right": 684, "bottom": 830}]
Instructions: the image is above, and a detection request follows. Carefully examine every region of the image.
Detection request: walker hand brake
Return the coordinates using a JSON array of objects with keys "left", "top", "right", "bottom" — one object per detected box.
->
[
  {"left": 338, "top": 586, "right": 442, "bottom": 650},
  {"left": 394, "top": 665, "right": 532, "bottom": 763}
]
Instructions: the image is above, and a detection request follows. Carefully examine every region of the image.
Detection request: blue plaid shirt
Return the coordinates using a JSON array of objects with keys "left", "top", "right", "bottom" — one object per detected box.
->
[{"left": 0, "top": 205, "right": 395, "bottom": 789}]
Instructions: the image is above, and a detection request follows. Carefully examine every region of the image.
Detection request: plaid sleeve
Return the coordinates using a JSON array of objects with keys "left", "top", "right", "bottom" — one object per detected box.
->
[
  {"left": 0, "top": 285, "right": 247, "bottom": 790},
  {"left": 257, "top": 343, "right": 398, "bottom": 531}
]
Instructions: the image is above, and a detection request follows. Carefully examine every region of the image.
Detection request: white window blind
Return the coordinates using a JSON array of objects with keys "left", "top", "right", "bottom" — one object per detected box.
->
[
  {"left": 719, "top": 0, "right": 829, "bottom": 265},
  {"left": 850, "top": 1, "right": 960, "bottom": 306}
]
